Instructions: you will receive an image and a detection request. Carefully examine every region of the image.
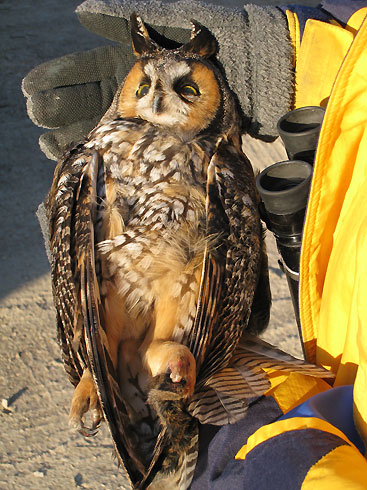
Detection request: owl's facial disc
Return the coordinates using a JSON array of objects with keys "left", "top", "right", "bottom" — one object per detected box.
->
[
  {"left": 137, "top": 59, "right": 192, "bottom": 124},
  {"left": 118, "top": 58, "right": 221, "bottom": 139}
]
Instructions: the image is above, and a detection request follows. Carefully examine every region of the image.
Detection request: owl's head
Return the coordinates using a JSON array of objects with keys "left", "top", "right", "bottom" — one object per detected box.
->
[{"left": 117, "top": 13, "right": 239, "bottom": 141}]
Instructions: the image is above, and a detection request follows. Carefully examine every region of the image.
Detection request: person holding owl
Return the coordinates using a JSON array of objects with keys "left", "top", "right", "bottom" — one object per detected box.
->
[{"left": 23, "top": 0, "right": 367, "bottom": 488}]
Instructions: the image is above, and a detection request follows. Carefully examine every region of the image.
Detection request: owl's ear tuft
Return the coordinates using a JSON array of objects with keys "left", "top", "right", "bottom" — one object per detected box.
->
[
  {"left": 180, "top": 21, "right": 217, "bottom": 58},
  {"left": 130, "top": 13, "right": 158, "bottom": 57}
]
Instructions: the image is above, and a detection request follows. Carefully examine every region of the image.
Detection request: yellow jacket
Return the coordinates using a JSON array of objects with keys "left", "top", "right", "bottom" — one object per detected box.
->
[
  {"left": 297, "top": 7, "right": 367, "bottom": 448},
  {"left": 235, "top": 8, "right": 367, "bottom": 487}
]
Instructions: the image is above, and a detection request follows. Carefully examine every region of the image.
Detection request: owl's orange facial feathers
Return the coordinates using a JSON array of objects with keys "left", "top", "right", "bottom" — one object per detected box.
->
[
  {"left": 117, "top": 58, "right": 220, "bottom": 140},
  {"left": 187, "top": 62, "right": 220, "bottom": 134},
  {"left": 117, "top": 60, "right": 146, "bottom": 118}
]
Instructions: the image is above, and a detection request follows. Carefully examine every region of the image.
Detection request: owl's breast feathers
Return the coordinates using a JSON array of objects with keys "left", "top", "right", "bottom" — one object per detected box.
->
[{"left": 82, "top": 119, "right": 219, "bottom": 330}]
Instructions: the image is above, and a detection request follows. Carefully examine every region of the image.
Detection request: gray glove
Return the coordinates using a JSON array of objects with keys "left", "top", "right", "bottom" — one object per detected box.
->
[
  {"left": 22, "top": 45, "right": 136, "bottom": 160},
  {"left": 22, "top": 0, "right": 293, "bottom": 160}
]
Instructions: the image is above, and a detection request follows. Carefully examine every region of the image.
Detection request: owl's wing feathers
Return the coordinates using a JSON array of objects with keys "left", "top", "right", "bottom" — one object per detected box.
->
[
  {"left": 187, "top": 158, "right": 226, "bottom": 374},
  {"left": 187, "top": 142, "right": 333, "bottom": 426},
  {"left": 79, "top": 159, "right": 145, "bottom": 480},
  {"left": 186, "top": 141, "right": 269, "bottom": 423},
  {"left": 191, "top": 143, "right": 263, "bottom": 381},
  {"left": 206, "top": 145, "right": 263, "bottom": 380},
  {"left": 48, "top": 150, "right": 148, "bottom": 485},
  {"left": 47, "top": 144, "right": 90, "bottom": 388},
  {"left": 189, "top": 333, "right": 335, "bottom": 426},
  {"left": 188, "top": 370, "right": 258, "bottom": 425},
  {"left": 235, "top": 334, "right": 335, "bottom": 379}
]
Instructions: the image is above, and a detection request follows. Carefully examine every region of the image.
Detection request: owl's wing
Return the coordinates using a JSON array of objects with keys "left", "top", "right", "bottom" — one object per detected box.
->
[
  {"left": 187, "top": 156, "right": 226, "bottom": 376},
  {"left": 190, "top": 142, "right": 264, "bottom": 383},
  {"left": 187, "top": 143, "right": 333, "bottom": 425},
  {"left": 47, "top": 150, "right": 146, "bottom": 487},
  {"left": 47, "top": 146, "right": 89, "bottom": 389},
  {"left": 186, "top": 141, "right": 272, "bottom": 424},
  {"left": 189, "top": 333, "right": 335, "bottom": 425}
]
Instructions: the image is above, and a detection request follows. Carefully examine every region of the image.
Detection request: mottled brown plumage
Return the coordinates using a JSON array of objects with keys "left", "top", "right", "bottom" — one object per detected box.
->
[{"left": 46, "top": 14, "right": 272, "bottom": 489}]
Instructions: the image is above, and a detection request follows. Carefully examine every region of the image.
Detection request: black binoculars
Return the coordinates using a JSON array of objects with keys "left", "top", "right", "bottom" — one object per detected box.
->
[{"left": 256, "top": 106, "right": 325, "bottom": 355}]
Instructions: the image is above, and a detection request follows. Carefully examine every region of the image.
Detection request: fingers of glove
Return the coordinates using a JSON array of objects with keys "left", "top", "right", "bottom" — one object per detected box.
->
[
  {"left": 39, "top": 119, "right": 99, "bottom": 161},
  {"left": 76, "top": 10, "right": 130, "bottom": 44},
  {"left": 22, "top": 44, "right": 135, "bottom": 97},
  {"left": 76, "top": 0, "right": 243, "bottom": 40},
  {"left": 77, "top": 10, "right": 191, "bottom": 46},
  {"left": 27, "top": 78, "right": 118, "bottom": 129}
]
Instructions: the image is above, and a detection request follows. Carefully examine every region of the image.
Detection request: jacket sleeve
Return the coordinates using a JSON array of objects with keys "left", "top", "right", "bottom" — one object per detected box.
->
[{"left": 191, "top": 387, "right": 367, "bottom": 489}]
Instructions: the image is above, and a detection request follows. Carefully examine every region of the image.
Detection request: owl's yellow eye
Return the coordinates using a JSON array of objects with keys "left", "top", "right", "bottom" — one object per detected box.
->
[
  {"left": 136, "top": 83, "right": 150, "bottom": 98},
  {"left": 180, "top": 85, "right": 200, "bottom": 97}
]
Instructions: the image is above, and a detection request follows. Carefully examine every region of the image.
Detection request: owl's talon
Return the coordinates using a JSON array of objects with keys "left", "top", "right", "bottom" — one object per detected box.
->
[
  {"left": 69, "top": 405, "right": 102, "bottom": 437},
  {"left": 91, "top": 407, "right": 102, "bottom": 426},
  {"left": 69, "top": 416, "right": 100, "bottom": 437},
  {"left": 69, "top": 369, "right": 102, "bottom": 437}
]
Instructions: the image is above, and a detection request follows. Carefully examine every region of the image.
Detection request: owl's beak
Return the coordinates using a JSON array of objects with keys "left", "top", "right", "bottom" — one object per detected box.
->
[{"left": 152, "top": 94, "right": 162, "bottom": 114}]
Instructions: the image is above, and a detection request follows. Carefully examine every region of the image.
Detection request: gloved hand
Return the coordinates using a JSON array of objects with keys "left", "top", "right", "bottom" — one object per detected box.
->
[
  {"left": 22, "top": 44, "right": 136, "bottom": 160},
  {"left": 22, "top": 0, "right": 293, "bottom": 160}
]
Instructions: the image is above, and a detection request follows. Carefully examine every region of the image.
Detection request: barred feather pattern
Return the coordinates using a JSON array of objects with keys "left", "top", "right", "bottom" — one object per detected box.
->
[
  {"left": 188, "top": 334, "right": 334, "bottom": 425},
  {"left": 193, "top": 145, "right": 263, "bottom": 384},
  {"left": 46, "top": 147, "right": 91, "bottom": 387}
]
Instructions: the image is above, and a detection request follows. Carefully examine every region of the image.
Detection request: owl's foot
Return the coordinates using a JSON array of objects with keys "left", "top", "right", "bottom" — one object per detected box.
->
[
  {"left": 69, "top": 368, "right": 102, "bottom": 437},
  {"left": 144, "top": 341, "right": 196, "bottom": 399},
  {"left": 148, "top": 371, "right": 198, "bottom": 475},
  {"left": 149, "top": 373, "right": 188, "bottom": 402}
]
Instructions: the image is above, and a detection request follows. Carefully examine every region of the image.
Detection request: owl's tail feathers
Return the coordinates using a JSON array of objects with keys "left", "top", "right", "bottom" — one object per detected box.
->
[
  {"left": 235, "top": 334, "right": 335, "bottom": 379},
  {"left": 188, "top": 334, "right": 335, "bottom": 426},
  {"left": 146, "top": 374, "right": 199, "bottom": 490}
]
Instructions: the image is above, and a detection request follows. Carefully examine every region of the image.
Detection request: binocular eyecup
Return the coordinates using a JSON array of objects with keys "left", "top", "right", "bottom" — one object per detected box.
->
[
  {"left": 277, "top": 106, "right": 325, "bottom": 164},
  {"left": 256, "top": 160, "right": 312, "bottom": 275},
  {"left": 256, "top": 106, "right": 325, "bottom": 354}
]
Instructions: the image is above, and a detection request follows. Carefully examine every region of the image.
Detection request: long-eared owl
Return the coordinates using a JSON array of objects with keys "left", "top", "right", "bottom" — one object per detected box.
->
[{"left": 46, "top": 13, "right": 271, "bottom": 489}]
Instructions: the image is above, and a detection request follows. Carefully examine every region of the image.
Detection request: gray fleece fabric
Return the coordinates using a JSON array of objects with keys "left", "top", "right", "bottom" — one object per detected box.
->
[{"left": 76, "top": 0, "right": 294, "bottom": 139}]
